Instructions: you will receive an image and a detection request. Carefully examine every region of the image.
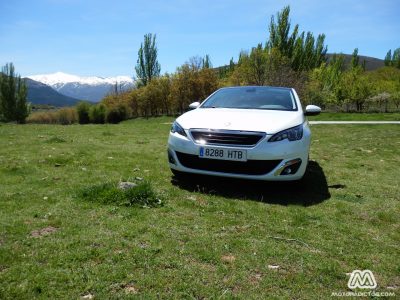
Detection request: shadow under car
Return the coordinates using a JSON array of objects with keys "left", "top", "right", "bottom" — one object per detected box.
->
[{"left": 171, "top": 160, "right": 330, "bottom": 206}]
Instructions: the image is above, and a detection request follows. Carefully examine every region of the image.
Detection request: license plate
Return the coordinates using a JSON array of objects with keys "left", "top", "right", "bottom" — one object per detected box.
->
[{"left": 199, "top": 147, "right": 247, "bottom": 162}]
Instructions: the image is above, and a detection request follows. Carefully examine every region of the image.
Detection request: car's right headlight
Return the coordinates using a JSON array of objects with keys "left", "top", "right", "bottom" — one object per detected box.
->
[
  {"left": 268, "top": 124, "right": 303, "bottom": 142},
  {"left": 170, "top": 121, "right": 187, "bottom": 137}
]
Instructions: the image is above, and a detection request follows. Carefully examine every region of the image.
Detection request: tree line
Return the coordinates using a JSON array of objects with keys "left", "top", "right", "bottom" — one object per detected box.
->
[
  {"left": 6, "top": 5, "right": 400, "bottom": 124},
  {"left": 97, "top": 6, "right": 399, "bottom": 119}
]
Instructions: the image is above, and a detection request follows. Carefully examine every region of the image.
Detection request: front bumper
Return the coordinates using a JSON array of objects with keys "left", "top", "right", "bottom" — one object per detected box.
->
[{"left": 167, "top": 125, "right": 311, "bottom": 181}]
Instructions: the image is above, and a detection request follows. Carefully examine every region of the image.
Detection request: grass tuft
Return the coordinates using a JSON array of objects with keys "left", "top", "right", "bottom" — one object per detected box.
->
[
  {"left": 102, "top": 131, "right": 115, "bottom": 136},
  {"left": 45, "top": 136, "right": 67, "bottom": 143},
  {"left": 78, "top": 180, "right": 162, "bottom": 207}
]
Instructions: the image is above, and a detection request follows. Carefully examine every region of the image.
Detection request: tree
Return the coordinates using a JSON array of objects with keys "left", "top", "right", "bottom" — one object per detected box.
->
[
  {"left": 304, "top": 54, "right": 345, "bottom": 108},
  {"left": 384, "top": 48, "right": 400, "bottom": 69},
  {"left": 76, "top": 102, "right": 91, "bottom": 124},
  {"left": 384, "top": 50, "right": 392, "bottom": 66},
  {"left": 15, "top": 77, "right": 29, "bottom": 123},
  {"left": 135, "top": 33, "right": 161, "bottom": 86},
  {"left": 0, "top": 63, "right": 29, "bottom": 123},
  {"left": 169, "top": 62, "right": 218, "bottom": 114},
  {"left": 229, "top": 57, "right": 235, "bottom": 73},
  {"left": 106, "top": 103, "right": 128, "bottom": 123},
  {"left": 89, "top": 104, "right": 106, "bottom": 124},
  {"left": 267, "top": 6, "right": 327, "bottom": 71},
  {"left": 351, "top": 48, "right": 359, "bottom": 69},
  {"left": 0, "top": 63, "right": 16, "bottom": 121},
  {"left": 393, "top": 48, "right": 400, "bottom": 69},
  {"left": 339, "top": 67, "right": 372, "bottom": 111},
  {"left": 247, "top": 44, "right": 268, "bottom": 85},
  {"left": 187, "top": 56, "right": 203, "bottom": 71},
  {"left": 267, "top": 6, "right": 298, "bottom": 58},
  {"left": 202, "top": 55, "right": 212, "bottom": 69}
]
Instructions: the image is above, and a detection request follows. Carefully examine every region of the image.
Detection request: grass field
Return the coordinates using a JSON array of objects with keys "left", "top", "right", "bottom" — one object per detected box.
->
[
  {"left": 0, "top": 117, "right": 399, "bottom": 299},
  {"left": 310, "top": 112, "right": 400, "bottom": 121}
]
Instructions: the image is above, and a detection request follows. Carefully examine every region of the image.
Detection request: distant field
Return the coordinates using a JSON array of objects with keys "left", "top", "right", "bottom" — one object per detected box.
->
[
  {"left": 310, "top": 112, "right": 400, "bottom": 121},
  {"left": 0, "top": 118, "right": 399, "bottom": 298}
]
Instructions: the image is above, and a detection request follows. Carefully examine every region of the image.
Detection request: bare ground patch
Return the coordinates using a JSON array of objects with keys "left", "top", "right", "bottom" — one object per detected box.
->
[{"left": 30, "top": 226, "right": 58, "bottom": 238}]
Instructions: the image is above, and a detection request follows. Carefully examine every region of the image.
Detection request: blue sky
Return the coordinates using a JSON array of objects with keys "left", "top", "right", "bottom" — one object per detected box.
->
[{"left": 0, "top": 0, "right": 398, "bottom": 77}]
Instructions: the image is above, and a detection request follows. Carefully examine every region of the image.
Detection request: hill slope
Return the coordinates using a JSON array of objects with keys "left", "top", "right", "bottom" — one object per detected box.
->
[{"left": 326, "top": 53, "right": 384, "bottom": 71}]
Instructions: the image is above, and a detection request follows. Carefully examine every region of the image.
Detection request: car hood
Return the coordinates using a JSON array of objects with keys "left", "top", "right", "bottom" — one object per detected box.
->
[{"left": 177, "top": 108, "right": 305, "bottom": 134}]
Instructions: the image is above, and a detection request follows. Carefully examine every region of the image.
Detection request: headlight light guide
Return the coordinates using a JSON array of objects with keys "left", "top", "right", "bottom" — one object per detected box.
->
[
  {"left": 171, "top": 121, "right": 187, "bottom": 137},
  {"left": 268, "top": 124, "right": 303, "bottom": 142}
]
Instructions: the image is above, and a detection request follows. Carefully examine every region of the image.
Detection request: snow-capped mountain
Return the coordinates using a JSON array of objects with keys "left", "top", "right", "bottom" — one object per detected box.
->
[
  {"left": 28, "top": 72, "right": 135, "bottom": 102},
  {"left": 25, "top": 78, "right": 82, "bottom": 107}
]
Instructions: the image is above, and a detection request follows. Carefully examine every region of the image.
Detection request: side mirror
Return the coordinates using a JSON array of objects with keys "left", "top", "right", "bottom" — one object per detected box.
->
[
  {"left": 305, "top": 105, "right": 321, "bottom": 116},
  {"left": 188, "top": 102, "right": 200, "bottom": 110}
]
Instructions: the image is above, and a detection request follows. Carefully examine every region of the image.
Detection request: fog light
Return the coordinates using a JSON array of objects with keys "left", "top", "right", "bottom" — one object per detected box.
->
[
  {"left": 274, "top": 158, "right": 302, "bottom": 176},
  {"left": 282, "top": 167, "right": 292, "bottom": 175},
  {"left": 168, "top": 149, "right": 176, "bottom": 165}
]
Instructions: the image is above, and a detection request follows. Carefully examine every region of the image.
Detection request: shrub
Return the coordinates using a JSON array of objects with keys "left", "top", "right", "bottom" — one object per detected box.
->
[
  {"left": 76, "top": 102, "right": 91, "bottom": 124},
  {"left": 27, "top": 111, "right": 57, "bottom": 124},
  {"left": 57, "top": 107, "right": 77, "bottom": 125},
  {"left": 106, "top": 104, "right": 128, "bottom": 123},
  {"left": 78, "top": 181, "right": 162, "bottom": 207},
  {"left": 89, "top": 104, "right": 106, "bottom": 124},
  {"left": 26, "top": 108, "right": 77, "bottom": 124}
]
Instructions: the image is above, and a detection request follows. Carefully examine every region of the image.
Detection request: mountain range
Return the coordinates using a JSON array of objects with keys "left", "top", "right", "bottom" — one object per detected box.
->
[
  {"left": 25, "top": 78, "right": 83, "bottom": 107},
  {"left": 28, "top": 72, "right": 135, "bottom": 102}
]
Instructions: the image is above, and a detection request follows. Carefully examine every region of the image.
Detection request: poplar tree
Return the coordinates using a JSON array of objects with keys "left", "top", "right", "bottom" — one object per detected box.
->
[
  {"left": 135, "top": 33, "right": 161, "bottom": 86},
  {"left": 0, "top": 63, "right": 29, "bottom": 123},
  {"left": 351, "top": 48, "right": 360, "bottom": 69},
  {"left": 384, "top": 50, "right": 392, "bottom": 66},
  {"left": 267, "top": 6, "right": 327, "bottom": 71},
  {"left": 15, "top": 77, "right": 29, "bottom": 123},
  {"left": 393, "top": 48, "right": 400, "bottom": 68},
  {"left": 202, "top": 55, "right": 212, "bottom": 69},
  {"left": 0, "top": 63, "right": 16, "bottom": 121}
]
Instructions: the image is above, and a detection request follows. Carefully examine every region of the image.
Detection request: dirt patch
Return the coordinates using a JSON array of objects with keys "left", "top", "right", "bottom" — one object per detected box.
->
[
  {"left": 30, "top": 226, "right": 57, "bottom": 238},
  {"left": 249, "top": 271, "right": 263, "bottom": 285},
  {"left": 221, "top": 254, "right": 236, "bottom": 263},
  {"left": 186, "top": 258, "right": 217, "bottom": 272},
  {"left": 124, "top": 284, "right": 138, "bottom": 294}
]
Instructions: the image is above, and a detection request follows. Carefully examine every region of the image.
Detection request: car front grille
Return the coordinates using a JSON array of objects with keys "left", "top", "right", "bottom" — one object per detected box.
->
[
  {"left": 190, "top": 129, "right": 265, "bottom": 147},
  {"left": 175, "top": 152, "right": 281, "bottom": 175}
]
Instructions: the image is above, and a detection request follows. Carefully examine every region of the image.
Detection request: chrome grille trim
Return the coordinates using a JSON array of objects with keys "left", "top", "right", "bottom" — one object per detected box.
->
[{"left": 189, "top": 129, "right": 266, "bottom": 147}]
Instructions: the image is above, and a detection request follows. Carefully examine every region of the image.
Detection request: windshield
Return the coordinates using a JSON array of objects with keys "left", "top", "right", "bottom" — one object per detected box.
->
[{"left": 201, "top": 87, "right": 297, "bottom": 111}]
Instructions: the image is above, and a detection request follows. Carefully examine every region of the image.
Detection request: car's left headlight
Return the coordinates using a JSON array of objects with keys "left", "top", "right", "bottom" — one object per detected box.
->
[
  {"left": 171, "top": 121, "right": 187, "bottom": 137},
  {"left": 268, "top": 124, "right": 303, "bottom": 142}
]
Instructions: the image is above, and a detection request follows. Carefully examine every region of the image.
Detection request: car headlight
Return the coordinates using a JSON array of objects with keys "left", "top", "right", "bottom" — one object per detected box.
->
[
  {"left": 171, "top": 121, "right": 187, "bottom": 137},
  {"left": 268, "top": 124, "right": 303, "bottom": 142}
]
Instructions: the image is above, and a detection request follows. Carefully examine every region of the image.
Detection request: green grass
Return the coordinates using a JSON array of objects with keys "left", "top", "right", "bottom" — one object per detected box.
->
[
  {"left": 0, "top": 117, "right": 399, "bottom": 298},
  {"left": 309, "top": 112, "right": 400, "bottom": 121},
  {"left": 79, "top": 180, "right": 162, "bottom": 207}
]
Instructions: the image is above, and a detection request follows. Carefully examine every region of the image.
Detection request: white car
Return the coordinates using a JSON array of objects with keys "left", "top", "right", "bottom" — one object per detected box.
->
[{"left": 167, "top": 86, "right": 321, "bottom": 181}]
